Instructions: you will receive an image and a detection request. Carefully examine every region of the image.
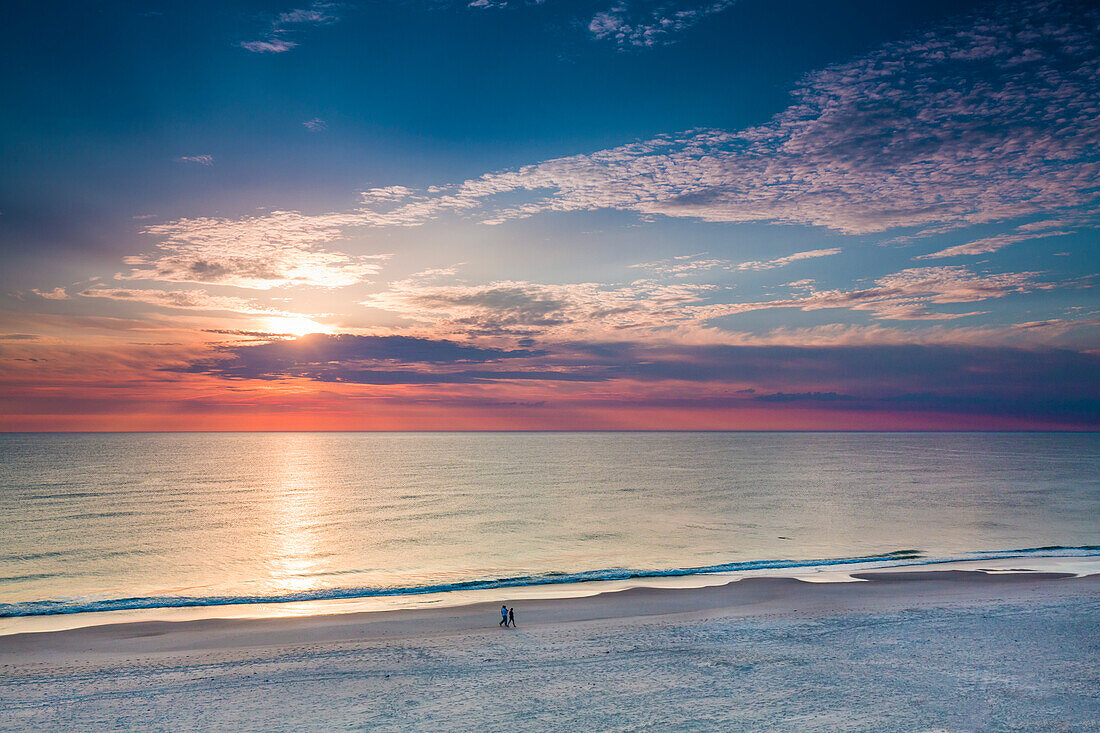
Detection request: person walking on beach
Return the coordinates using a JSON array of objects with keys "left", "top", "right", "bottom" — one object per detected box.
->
[
  {"left": 508, "top": 607, "right": 515, "bottom": 628},
  {"left": 500, "top": 604, "right": 509, "bottom": 627}
]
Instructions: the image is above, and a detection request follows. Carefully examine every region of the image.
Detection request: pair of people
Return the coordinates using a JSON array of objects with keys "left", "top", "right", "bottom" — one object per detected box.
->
[{"left": 499, "top": 604, "right": 516, "bottom": 627}]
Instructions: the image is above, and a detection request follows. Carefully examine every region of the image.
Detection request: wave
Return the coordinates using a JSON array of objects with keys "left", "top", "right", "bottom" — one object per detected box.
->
[{"left": 2, "top": 545, "right": 1096, "bottom": 618}]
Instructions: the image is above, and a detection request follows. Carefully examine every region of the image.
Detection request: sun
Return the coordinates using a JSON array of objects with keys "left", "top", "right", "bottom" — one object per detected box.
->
[{"left": 263, "top": 315, "right": 331, "bottom": 337}]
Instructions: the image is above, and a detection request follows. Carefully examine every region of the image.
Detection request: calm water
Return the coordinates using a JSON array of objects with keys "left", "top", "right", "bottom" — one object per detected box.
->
[{"left": 1, "top": 432, "right": 1098, "bottom": 619}]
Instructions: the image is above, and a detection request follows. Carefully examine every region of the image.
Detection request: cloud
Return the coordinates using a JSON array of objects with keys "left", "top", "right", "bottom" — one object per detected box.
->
[
  {"left": 736, "top": 248, "right": 841, "bottom": 272},
  {"left": 124, "top": 211, "right": 390, "bottom": 289},
  {"left": 754, "top": 391, "right": 855, "bottom": 403},
  {"left": 76, "top": 287, "right": 281, "bottom": 315},
  {"left": 730, "top": 318, "right": 1100, "bottom": 350},
  {"left": 588, "top": 0, "right": 737, "bottom": 48},
  {"left": 175, "top": 336, "right": 1100, "bottom": 425},
  {"left": 239, "top": 1, "right": 342, "bottom": 54},
  {"left": 344, "top": 0, "right": 1100, "bottom": 236},
  {"left": 362, "top": 276, "right": 721, "bottom": 338},
  {"left": 238, "top": 39, "right": 298, "bottom": 53},
  {"left": 179, "top": 333, "right": 548, "bottom": 382},
  {"left": 629, "top": 253, "right": 731, "bottom": 276},
  {"left": 175, "top": 155, "right": 214, "bottom": 166},
  {"left": 712, "top": 266, "right": 1051, "bottom": 321},
  {"left": 31, "top": 287, "right": 69, "bottom": 300},
  {"left": 303, "top": 118, "right": 327, "bottom": 132},
  {"left": 362, "top": 265, "right": 1055, "bottom": 342},
  {"left": 135, "top": 0, "right": 1098, "bottom": 299},
  {"left": 465, "top": 0, "right": 552, "bottom": 9},
  {"left": 634, "top": 248, "right": 841, "bottom": 276},
  {"left": 276, "top": 4, "right": 340, "bottom": 25},
  {"left": 915, "top": 226, "right": 1074, "bottom": 259}
]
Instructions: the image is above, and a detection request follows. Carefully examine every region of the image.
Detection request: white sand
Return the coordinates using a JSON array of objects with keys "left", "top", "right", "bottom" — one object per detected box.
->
[{"left": 2, "top": 571, "right": 1098, "bottom": 731}]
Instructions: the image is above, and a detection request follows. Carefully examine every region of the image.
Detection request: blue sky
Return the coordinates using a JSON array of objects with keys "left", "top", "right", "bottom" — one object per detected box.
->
[{"left": 0, "top": 0, "right": 1097, "bottom": 430}]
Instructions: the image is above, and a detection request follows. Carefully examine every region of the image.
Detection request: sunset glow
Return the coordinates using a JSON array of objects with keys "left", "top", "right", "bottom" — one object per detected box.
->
[{"left": 1, "top": 0, "right": 1097, "bottom": 431}]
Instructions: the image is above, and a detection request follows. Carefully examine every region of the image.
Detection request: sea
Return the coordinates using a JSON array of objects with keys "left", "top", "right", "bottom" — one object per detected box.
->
[{"left": 2, "top": 432, "right": 1098, "bottom": 633}]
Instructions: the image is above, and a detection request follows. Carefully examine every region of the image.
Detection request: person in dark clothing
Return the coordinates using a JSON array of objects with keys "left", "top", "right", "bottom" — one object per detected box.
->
[{"left": 508, "top": 607, "right": 515, "bottom": 627}]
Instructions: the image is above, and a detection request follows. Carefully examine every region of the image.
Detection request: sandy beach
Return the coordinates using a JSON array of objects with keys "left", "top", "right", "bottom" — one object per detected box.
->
[{"left": 3, "top": 569, "right": 1098, "bottom": 731}]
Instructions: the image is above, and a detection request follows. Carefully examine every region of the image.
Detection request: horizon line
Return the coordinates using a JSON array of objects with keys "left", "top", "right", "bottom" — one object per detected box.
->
[{"left": 2, "top": 429, "right": 1097, "bottom": 435}]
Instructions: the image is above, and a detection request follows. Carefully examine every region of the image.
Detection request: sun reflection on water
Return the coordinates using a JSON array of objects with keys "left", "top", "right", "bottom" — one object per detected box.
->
[{"left": 265, "top": 436, "right": 325, "bottom": 594}]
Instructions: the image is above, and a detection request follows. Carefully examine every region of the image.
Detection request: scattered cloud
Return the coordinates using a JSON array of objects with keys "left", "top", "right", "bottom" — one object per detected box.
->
[
  {"left": 239, "top": 1, "right": 343, "bottom": 54},
  {"left": 916, "top": 223, "right": 1076, "bottom": 259},
  {"left": 629, "top": 253, "right": 732, "bottom": 276},
  {"left": 708, "top": 266, "right": 1052, "bottom": 321},
  {"left": 463, "top": 0, "right": 738, "bottom": 48},
  {"left": 465, "top": 0, "right": 552, "bottom": 9},
  {"left": 736, "top": 248, "right": 842, "bottom": 272},
  {"left": 360, "top": 264, "right": 1056, "bottom": 344},
  {"left": 276, "top": 4, "right": 341, "bottom": 25},
  {"left": 634, "top": 248, "right": 841, "bottom": 277},
  {"left": 126, "top": 0, "right": 1098, "bottom": 315},
  {"left": 709, "top": 319, "right": 1100, "bottom": 349},
  {"left": 175, "top": 155, "right": 214, "bottom": 166},
  {"left": 76, "top": 287, "right": 281, "bottom": 315},
  {"left": 362, "top": 275, "right": 721, "bottom": 339},
  {"left": 303, "top": 118, "right": 328, "bottom": 132},
  {"left": 589, "top": 0, "right": 737, "bottom": 48},
  {"left": 239, "top": 39, "right": 298, "bottom": 53},
  {"left": 31, "top": 287, "right": 70, "bottom": 300},
  {"left": 124, "top": 211, "right": 390, "bottom": 289},
  {"left": 341, "top": 0, "right": 1100, "bottom": 237}
]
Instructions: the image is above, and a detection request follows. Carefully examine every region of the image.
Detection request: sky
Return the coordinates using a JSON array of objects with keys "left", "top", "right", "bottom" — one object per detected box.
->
[{"left": 0, "top": 0, "right": 1098, "bottom": 431}]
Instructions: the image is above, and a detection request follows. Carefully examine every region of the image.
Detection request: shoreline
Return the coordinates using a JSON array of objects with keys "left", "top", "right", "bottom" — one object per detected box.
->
[
  {"left": 4, "top": 550, "right": 1098, "bottom": 638},
  {"left": 3, "top": 568, "right": 1096, "bottom": 659}
]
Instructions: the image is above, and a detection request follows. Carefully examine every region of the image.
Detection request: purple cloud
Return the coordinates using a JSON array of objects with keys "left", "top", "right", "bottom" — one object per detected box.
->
[
  {"left": 180, "top": 333, "right": 548, "bottom": 382},
  {"left": 588, "top": 0, "right": 738, "bottom": 48},
  {"left": 179, "top": 337, "right": 1100, "bottom": 425},
  {"left": 357, "top": 0, "right": 1100, "bottom": 236}
]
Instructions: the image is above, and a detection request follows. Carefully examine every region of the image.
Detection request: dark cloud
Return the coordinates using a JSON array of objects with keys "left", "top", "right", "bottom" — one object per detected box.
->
[
  {"left": 177, "top": 333, "right": 550, "bottom": 381},
  {"left": 583, "top": 343, "right": 1098, "bottom": 395},
  {"left": 229, "top": 368, "right": 604, "bottom": 385},
  {"left": 754, "top": 392, "right": 856, "bottom": 403},
  {"left": 177, "top": 335, "right": 1100, "bottom": 425}
]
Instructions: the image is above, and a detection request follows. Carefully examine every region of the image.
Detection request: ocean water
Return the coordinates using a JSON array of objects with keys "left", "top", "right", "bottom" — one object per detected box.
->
[{"left": 1, "top": 432, "right": 1098, "bottom": 625}]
